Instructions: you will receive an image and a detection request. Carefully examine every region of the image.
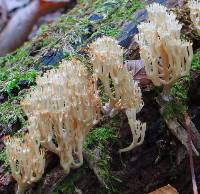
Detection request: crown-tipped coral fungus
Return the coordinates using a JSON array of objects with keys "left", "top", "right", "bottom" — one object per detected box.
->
[
  {"left": 89, "top": 36, "right": 146, "bottom": 153},
  {"left": 5, "top": 124, "right": 45, "bottom": 194},
  {"left": 135, "top": 3, "right": 193, "bottom": 99},
  {"left": 21, "top": 60, "right": 100, "bottom": 173},
  {"left": 135, "top": 4, "right": 199, "bottom": 193}
]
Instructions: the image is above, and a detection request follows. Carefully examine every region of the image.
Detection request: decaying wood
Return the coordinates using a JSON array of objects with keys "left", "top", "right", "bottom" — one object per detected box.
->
[
  {"left": 83, "top": 148, "right": 108, "bottom": 189},
  {"left": 41, "top": 166, "right": 68, "bottom": 194},
  {"left": 190, "top": 121, "right": 200, "bottom": 151},
  {"left": 28, "top": 147, "right": 108, "bottom": 194},
  {"left": 156, "top": 96, "right": 200, "bottom": 156}
]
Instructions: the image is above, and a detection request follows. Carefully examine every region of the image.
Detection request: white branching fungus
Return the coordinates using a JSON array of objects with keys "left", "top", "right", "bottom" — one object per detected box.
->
[
  {"left": 135, "top": 3, "right": 193, "bottom": 97},
  {"left": 89, "top": 36, "right": 146, "bottom": 153},
  {"left": 5, "top": 126, "right": 45, "bottom": 194},
  {"left": 188, "top": 0, "right": 200, "bottom": 34},
  {"left": 21, "top": 59, "right": 100, "bottom": 173}
]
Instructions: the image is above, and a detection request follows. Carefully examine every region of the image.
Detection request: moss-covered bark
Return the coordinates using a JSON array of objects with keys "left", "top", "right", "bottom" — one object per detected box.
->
[{"left": 0, "top": 0, "right": 144, "bottom": 130}]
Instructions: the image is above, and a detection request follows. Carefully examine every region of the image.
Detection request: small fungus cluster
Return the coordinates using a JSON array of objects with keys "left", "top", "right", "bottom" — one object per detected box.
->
[
  {"left": 5, "top": 124, "right": 45, "bottom": 194},
  {"left": 21, "top": 60, "right": 100, "bottom": 173},
  {"left": 6, "top": 60, "right": 100, "bottom": 193},
  {"left": 89, "top": 37, "right": 146, "bottom": 153},
  {"left": 135, "top": 3, "right": 193, "bottom": 98}
]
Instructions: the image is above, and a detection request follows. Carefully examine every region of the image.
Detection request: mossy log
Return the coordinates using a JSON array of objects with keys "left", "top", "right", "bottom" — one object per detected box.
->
[{"left": 0, "top": 0, "right": 200, "bottom": 194}]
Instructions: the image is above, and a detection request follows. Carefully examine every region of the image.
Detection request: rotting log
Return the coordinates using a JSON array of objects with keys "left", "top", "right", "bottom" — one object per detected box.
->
[{"left": 83, "top": 148, "right": 109, "bottom": 188}]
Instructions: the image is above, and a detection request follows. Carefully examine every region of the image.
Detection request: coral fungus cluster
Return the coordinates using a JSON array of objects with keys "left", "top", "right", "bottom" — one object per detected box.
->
[
  {"left": 5, "top": 125, "right": 45, "bottom": 194},
  {"left": 6, "top": 59, "right": 100, "bottom": 193},
  {"left": 21, "top": 60, "right": 100, "bottom": 173},
  {"left": 89, "top": 36, "right": 146, "bottom": 153},
  {"left": 135, "top": 3, "right": 193, "bottom": 97}
]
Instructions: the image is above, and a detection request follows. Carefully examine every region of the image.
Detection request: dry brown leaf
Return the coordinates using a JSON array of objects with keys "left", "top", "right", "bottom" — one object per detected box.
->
[
  {"left": 125, "top": 59, "right": 144, "bottom": 76},
  {"left": 39, "top": 0, "right": 73, "bottom": 15},
  {"left": 125, "top": 60, "right": 154, "bottom": 91},
  {"left": 43, "top": 0, "right": 71, "bottom": 2},
  {"left": 149, "top": 184, "right": 179, "bottom": 194}
]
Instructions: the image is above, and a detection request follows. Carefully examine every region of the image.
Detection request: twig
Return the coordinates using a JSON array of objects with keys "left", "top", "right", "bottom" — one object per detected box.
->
[{"left": 183, "top": 114, "right": 198, "bottom": 194}]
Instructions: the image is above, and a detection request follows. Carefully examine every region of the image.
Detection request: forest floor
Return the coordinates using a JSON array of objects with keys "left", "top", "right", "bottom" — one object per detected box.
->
[{"left": 0, "top": 0, "right": 199, "bottom": 194}]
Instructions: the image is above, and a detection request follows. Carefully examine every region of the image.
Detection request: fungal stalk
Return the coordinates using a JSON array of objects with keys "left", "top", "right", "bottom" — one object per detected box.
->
[{"left": 89, "top": 36, "right": 146, "bottom": 153}]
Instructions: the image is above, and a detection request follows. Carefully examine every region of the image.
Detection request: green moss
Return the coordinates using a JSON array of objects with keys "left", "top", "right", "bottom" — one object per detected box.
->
[
  {"left": 0, "top": 45, "right": 33, "bottom": 68},
  {"left": 192, "top": 51, "right": 200, "bottom": 70},
  {"left": 0, "top": 68, "right": 35, "bottom": 128},
  {"left": 171, "top": 76, "right": 191, "bottom": 102},
  {"left": 88, "top": 0, "right": 144, "bottom": 41},
  {"left": 163, "top": 101, "right": 187, "bottom": 120},
  {"left": 165, "top": 76, "right": 191, "bottom": 120},
  {"left": 63, "top": 51, "right": 72, "bottom": 61},
  {"left": 52, "top": 0, "right": 144, "bottom": 48},
  {"left": 99, "top": 26, "right": 120, "bottom": 37},
  {"left": 97, "top": 74, "right": 117, "bottom": 104},
  {"left": 37, "top": 24, "right": 49, "bottom": 36},
  {"left": 51, "top": 171, "right": 82, "bottom": 194},
  {"left": 115, "top": 0, "right": 145, "bottom": 21},
  {"left": 42, "top": 39, "right": 51, "bottom": 47},
  {"left": 2, "top": 69, "right": 37, "bottom": 97},
  {"left": 0, "top": 101, "right": 26, "bottom": 127},
  {"left": 0, "top": 0, "right": 144, "bottom": 71},
  {"left": 78, "top": 0, "right": 87, "bottom": 3},
  {"left": 85, "top": 124, "right": 118, "bottom": 148},
  {"left": 84, "top": 120, "right": 120, "bottom": 192},
  {"left": 0, "top": 150, "right": 10, "bottom": 172},
  {"left": 98, "top": 80, "right": 109, "bottom": 104},
  {"left": 94, "top": 0, "right": 118, "bottom": 14},
  {"left": 0, "top": 68, "right": 7, "bottom": 82}
]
